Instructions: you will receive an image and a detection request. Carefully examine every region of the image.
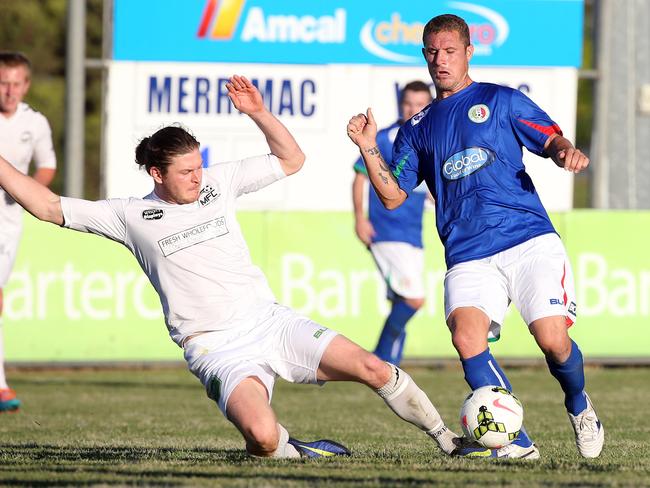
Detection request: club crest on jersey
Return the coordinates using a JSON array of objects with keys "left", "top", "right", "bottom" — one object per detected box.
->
[
  {"left": 199, "top": 185, "right": 220, "bottom": 207},
  {"left": 142, "top": 208, "right": 164, "bottom": 220},
  {"left": 20, "top": 131, "right": 33, "bottom": 143},
  {"left": 468, "top": 104, "right": 490, "bottom": 123}
]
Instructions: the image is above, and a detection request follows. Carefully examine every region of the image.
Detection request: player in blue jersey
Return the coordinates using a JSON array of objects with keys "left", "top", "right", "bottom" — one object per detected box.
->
[
  {"left": 347, "top": 14, "right": 604, "bottom": 460},
  {"left": 352, "top": 81, "right": 432, "bottom": 365}
]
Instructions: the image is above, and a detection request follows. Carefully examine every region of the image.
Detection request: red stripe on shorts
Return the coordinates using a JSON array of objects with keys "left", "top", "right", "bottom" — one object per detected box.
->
[{"left": 561, "top": 263, "right": 574, "bottom": 328}]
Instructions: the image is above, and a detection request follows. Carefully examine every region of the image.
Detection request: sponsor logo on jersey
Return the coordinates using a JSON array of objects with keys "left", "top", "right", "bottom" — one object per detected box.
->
[
  {"left": 142, "top": 208, "right": 165, "bottom": 220},
  {"left": 568, "top": 301, "right": 577, "bottom": 316},
  {"left": 199, "top": 185, "right": 220, "bottom": 206},
  {"left": 468, "top": 104, "right": 490, "bottom": 123},
  {"left": 158, "top": 217, "right": 229, "bottom": 256},
  {"left": 208, "top": 376, "right": 222, "bottom": 403},
  {"left": 197, "top": 0, "right": 346, "bottom": 44},
  {"left": 410, "top": 106, "right": 430, "bottom": 126},
  {"left": 442, "top": 147, "right": 495, "bottom": 180},
  {"left": 313, "top": 327, "right": 327, "bottom": 339},
  {"left": 550, "top": 298, "right": 564, "bottom": 305},
  {"left": 20, "top": 131, "right": 33, "bottom": 143}
]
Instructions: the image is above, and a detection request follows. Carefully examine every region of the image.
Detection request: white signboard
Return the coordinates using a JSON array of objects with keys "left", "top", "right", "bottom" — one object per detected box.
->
[{"left": 105, "top": 62, "right": 577, "bottom": 211}]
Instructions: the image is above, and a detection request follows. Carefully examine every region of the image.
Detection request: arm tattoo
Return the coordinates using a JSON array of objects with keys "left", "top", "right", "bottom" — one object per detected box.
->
[
  {"left": 378, "top": 157, "right": 390, "bottom": 172},
  {"left": 365, "top": 146, "right": 397, "bottom": 186}
]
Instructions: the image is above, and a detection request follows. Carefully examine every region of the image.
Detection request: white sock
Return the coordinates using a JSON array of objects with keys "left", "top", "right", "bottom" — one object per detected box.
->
[
  {"left": 0, "top": 318, "right": 7, "bottom": 390},
  {"left": 270, "top": 424, "right": 301, "bottom": 458},
  {"left": 375, "top": 363, "right": 458, "bottom": 454}
]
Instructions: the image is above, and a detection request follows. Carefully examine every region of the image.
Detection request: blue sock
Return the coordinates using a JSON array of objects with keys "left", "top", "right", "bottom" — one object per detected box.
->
[
  {"left": 374, "top": 300, "right": 417, "bottom": 365},
  {"left": 546, "top": 339, "right": 587, "bottom": 415},
  {"left": 395, "top": 330, "right": 407, "bottom": 365},
  {"left": 462, "top": 348, "right": 533, "bottom": 447}
]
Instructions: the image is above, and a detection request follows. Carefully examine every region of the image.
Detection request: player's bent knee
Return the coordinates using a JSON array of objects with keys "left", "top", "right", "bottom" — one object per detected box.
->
[
  {"left": 451, "top": 329, "right": 483, "bottom": 357},
  {"left": 531, "top": 324, "right": 572, "bottom": 362},
  {"left": 244, "top": 422, "right": 280, "bottom": 455},
  {"left": 362, "top": 353, "right": 391, "bottom": 387},
  {"left": 404, "top": 297, "right": 425, "bottom": 310},
  {"left": 538, "top": 337, "right": 572, "bottom": 363}
]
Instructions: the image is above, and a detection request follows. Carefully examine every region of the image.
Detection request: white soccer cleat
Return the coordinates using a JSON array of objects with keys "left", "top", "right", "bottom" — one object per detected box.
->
[
  {"left": 568, "top": 393, "right": 604, "bottom": 458},
  {"left": 494, "top": 443, "right": 541, "bottom": 459}
]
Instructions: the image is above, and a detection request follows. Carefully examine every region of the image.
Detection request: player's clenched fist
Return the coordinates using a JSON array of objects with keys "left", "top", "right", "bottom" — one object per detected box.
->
[
  {"left": 347, "top": 108, "right": 378, "bottom": 148},
  {"left": 557, "top": 147, "right": 589, "bottom": 174}
]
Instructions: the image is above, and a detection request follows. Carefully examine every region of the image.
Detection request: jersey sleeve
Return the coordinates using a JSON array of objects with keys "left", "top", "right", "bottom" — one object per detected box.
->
[
  {"left": 353, "top": 155, "right": 367, "bottom": 175},
  {"left": 391, "top": 125, "right": 420, "bottom": 193},
  {"left": 60, "top": 197, "right": 127, "bottom": 244},
  {"left": 206, "top": 154, "right": 286, "bottom": 197},
  {"left": 510, "top": 89, "right": 562, "bottom": 157},
  {"left": 32, "top": 114, "right": 57, "bottom": 169}
]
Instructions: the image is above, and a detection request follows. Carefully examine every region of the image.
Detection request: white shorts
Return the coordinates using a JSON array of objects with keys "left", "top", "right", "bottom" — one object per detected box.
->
[
  {"left": 0, "top": 231, "right": 21, "bottom": 287},
  {"left": 183, "top": 303, "right": 338, "bottom": 416},
  {"left": 444, "top": 233, "right": 577, "bottom": 341},
  {"left": 370, "top": 241, "right": 425, "bottom": 300}
]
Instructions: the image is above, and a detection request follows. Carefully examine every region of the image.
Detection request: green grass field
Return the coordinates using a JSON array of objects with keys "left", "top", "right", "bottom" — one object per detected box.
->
[{"left": 1, "top": 366, "right": 648, "bottom": 487}]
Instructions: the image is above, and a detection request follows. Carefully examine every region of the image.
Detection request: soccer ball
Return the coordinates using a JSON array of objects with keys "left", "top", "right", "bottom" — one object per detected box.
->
[{"left": 460, "top": 385, "right": 524, "bottom": 448}]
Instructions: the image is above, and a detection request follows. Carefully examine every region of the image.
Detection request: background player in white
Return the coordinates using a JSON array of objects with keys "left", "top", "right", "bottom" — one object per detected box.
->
[
  {"left": 0, "top": 75, "right": 469, "bottom": 458},
  {"left": 352, "top": 81, "right": 432, "bottom": 366},
  {"left": 347, "top": 15, "right": 604, "bottom": 459},
  {"left": 0, "top": 51, "right": 56, "bottom": 412}
]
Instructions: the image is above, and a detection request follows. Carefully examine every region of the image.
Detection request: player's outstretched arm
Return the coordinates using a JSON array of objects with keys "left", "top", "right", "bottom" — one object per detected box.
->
[
  {"left": 0, "top": 154, "right": 63, "bottom": 225},
  {"left": 226, "top": 75, "right": 305, "bottom": 176},
  {"left": 347, "top": 108, "right": 406, "bottom": 209},
  {"left": 544, "top": 134, "right": 590, "bottom": 174}
]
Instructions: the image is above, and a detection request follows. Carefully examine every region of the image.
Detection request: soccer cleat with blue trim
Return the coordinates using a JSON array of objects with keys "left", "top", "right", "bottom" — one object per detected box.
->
[
  {"left": 451, "top": 439, "right": 494, "bottom": 457},
  {"left": 287, "top": 437, "right": 351, "bottom": 458},
  {"left": 568, "top": 393, "right": 604, "bottom": 458},
  {"left": 0, "top": 388, "right": 21, "bottom": 413},
  {"left": 452, "top": 438, "right": 540, "bottom": 459}
]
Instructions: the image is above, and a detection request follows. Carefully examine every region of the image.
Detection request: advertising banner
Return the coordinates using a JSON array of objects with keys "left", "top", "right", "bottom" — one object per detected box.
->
[
  {"left": 5, "top": 212, "right": 650, "bottom": 362},
  {"left": 114, "top": 0, "right": 583, "bottom": 67},
  {"left": 105, "top": 64, "right": 577, "bottom": 211},
  {"left": 106, "top": 0, "right": 584, "bottom": 215}
]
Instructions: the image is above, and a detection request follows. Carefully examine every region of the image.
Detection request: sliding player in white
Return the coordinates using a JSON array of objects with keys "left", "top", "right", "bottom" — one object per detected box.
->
[{"left": 0, "top": 75, "right": 472, "bottom": 458}]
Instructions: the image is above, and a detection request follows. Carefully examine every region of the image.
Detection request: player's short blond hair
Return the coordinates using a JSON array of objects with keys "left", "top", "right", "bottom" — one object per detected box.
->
[{"left": 422, "top": 14, "right": 470, "bottom": 47}]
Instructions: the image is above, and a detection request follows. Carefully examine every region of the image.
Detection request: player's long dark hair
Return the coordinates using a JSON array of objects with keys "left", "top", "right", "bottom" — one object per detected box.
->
[{"left": 135, "top": 125, "right": 199, "bottom": 175}]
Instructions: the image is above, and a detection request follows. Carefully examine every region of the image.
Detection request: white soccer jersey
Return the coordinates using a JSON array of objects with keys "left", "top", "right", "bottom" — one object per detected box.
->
[
  {"left": 60, "top": 154, "right": 285, "bottom": 347},
  {"left": 0, "top": 102, "right": 57, "bottom": 232}
]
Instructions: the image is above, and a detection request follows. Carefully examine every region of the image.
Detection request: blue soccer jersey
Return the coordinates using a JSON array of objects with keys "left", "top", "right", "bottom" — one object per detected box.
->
[
  {"left": 354, "top": 121, "right": 427, "bottom": 248},
  {"left": 392, "top": 82, "right": 560, "bottom": 267}
]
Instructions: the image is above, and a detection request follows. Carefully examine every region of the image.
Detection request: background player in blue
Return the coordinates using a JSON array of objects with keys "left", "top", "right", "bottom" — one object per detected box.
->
[
  {"left": 352, "top": 81, "right": 432, "bottom": 365},
  {"left": 347, "top": 14, "right": 604, "bottom": 459}
]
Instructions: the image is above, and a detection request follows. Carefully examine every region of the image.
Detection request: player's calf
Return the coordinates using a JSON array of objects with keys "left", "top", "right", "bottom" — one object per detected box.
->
[{"left": 375, "top": 362, "right": 459, "bottom": 455}]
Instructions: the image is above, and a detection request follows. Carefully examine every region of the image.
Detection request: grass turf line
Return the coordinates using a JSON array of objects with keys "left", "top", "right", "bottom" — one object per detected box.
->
[{"left": 0, "top": 367, "right": 648, "bottom": 487}]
